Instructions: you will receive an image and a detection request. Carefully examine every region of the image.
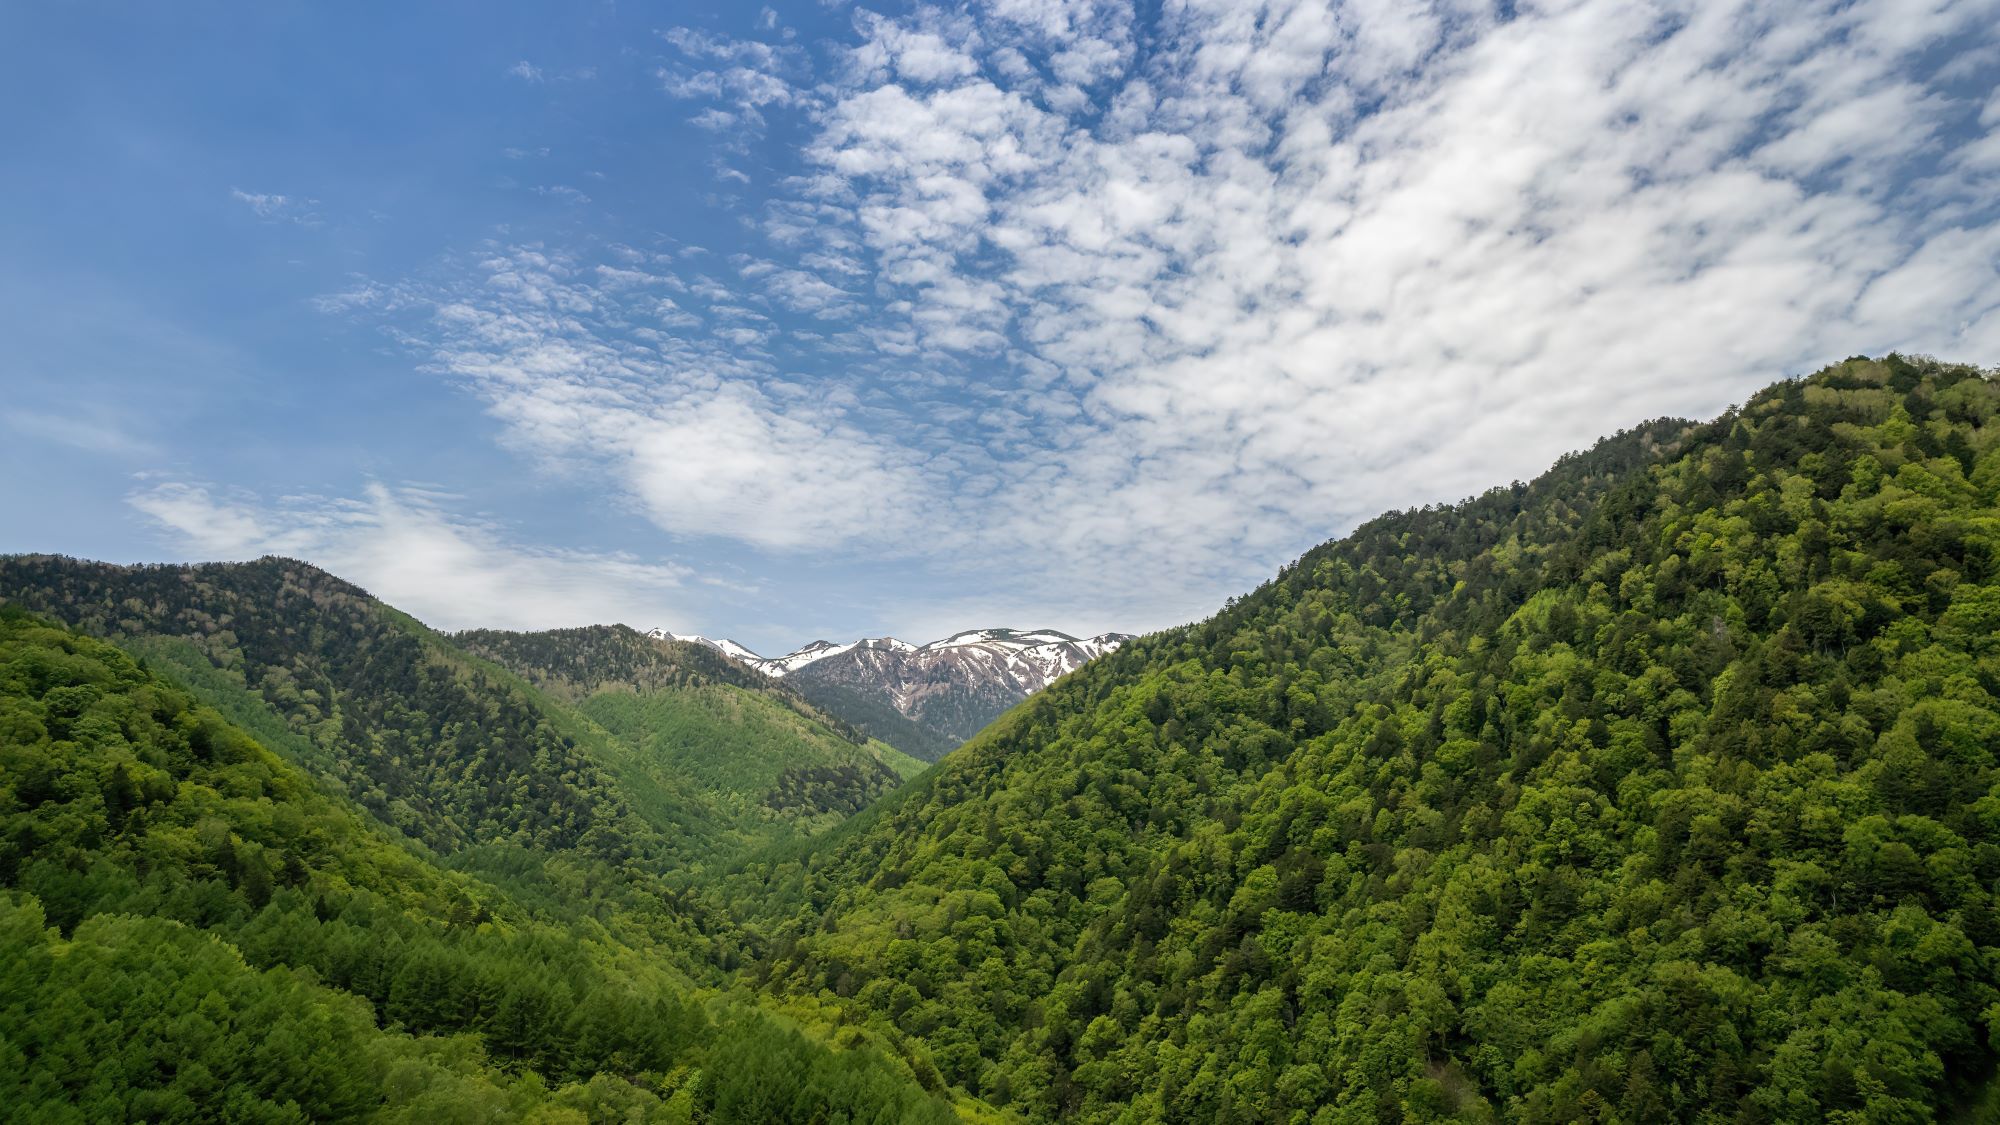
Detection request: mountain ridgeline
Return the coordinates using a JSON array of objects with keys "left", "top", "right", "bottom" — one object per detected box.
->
[
  {"left": 451, "top": 625, "right": 926, "bottom": 826},
  {"left": 667, "top": 629, "right": 1134, "bottom": 761},
  {"left": 0, "top": 556, "right": 705, "bottom": 866},
  {"left": 727, "top": 356, "right": 2000, "bottom": 1122},
  {"left": 3, "top": 355, "right": 1999, "bottom": 1121},
  {"left": 0, "top": 612, "right": 959, "bottom": 1122}
]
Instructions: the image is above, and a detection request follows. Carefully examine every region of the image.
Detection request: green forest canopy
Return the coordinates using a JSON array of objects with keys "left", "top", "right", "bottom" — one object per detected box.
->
[
  {"left": 4, "top": 355, "right": 2000, "bottom": 1122},
  {"left": 0, "top": 611, "right": 963, "bottom": 1123},
  {"left": 729, "top": 356, "right": 2000, "bottom": 1122}
]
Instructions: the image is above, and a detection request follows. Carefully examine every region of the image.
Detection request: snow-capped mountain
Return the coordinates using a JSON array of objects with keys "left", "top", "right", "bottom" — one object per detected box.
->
[
  {"left": 645, "top": 629, "right": 765, "bottom": 665},
  {"left": 644, "top": 627, "right": 1132, "bottom": 760}
]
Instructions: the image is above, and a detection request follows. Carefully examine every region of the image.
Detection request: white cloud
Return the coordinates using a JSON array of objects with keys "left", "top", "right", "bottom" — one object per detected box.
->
[
  {"left": 5, "top": 408, "right": 158, "bottom": 457},
  {"left": 508, "top": 59, "right": 597, "bottom": 84},
  {"left": 346, "top": 246, "right": 929, "bottom": 552},
  {"left": 657, "top": 26, "right": 802, "bottom": 126},
  {"left": 229, "top": 188, "right": 289, "bottom": 217},
  {"left": 740, "top": 259, "right": 862, "bottom": 317},
  {"left": 230, "top": 188, "right": 320, "bottom": 224},
  {"left": 661, "top": 27, "right": 785, "bottom": 68},
  {"left": 333, "top": 0, "right": 2000, "bottom": 633},
  {"left": 770, "top": 0, "right": 2000, "bottom": 615},
  {"left": 534, "top": 184, "right": 593, "bottom": 204},
  {"left": 128, "top": 481, "right": 701, "bottom": 632},
  {"left": 847, "top": 10, "right": 984, "bottom": 85}
]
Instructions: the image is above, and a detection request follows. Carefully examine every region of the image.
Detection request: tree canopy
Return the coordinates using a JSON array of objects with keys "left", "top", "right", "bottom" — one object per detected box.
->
[
  {"left": 7, "top": 355, "right": 2000, "bottom": 1121},
  {"left": 0, "top": 611, "right": 959, "bottom": 1122},
  {"left": 731, "top": 356, "right": 2000, "bottom": 1122}
]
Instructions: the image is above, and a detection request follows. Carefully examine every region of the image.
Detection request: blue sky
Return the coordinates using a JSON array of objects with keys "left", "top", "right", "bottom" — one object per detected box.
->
[{"left": 4, "top": 0, "right": 1998, "bottom": 653}]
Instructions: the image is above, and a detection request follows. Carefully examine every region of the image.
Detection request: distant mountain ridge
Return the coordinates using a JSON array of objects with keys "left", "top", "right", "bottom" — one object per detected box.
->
[
  {"left": 452, "top": 623, "right": 927, "bottom": 831},
  {"left": 0, "top": 598, "right": 958, "bottom": 1121},
  {"left": 0, "top": 555, "right": 922, "bottom": 869},
  {"left": 651, "top": 627, "right": 1130, "bottom": 682},
  {"left": 649, "top": 626, "right": 1134, "bottom": 760}
]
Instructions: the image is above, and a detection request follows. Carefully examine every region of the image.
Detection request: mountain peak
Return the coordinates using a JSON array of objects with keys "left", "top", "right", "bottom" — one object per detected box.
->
[{"left": 636, "top": 624, "right": 1131, "bottom": 760}]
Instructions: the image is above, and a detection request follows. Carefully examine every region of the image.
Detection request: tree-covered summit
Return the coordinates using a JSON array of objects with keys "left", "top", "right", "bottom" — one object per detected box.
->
[
  {"left": 735, "top": 356, "right": 2000, "bottom": 1122},
  {"left": 8, "top": 355, "right": 2000, "bottom": 1122},
  {"left": 0, "top": 555, "right": 704, "bottom": 865},
  {"left": 454, "top": 623, "right": 869, "bottom": 744},
  {"left": 0, "top": 608, "right": 964, "bottom": 1122},
  {"left": 457, "top": 623, "right": 926, "bottom": 832}
]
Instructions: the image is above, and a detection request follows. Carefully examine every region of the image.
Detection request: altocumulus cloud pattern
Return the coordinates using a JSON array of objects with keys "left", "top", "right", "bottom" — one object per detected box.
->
[{"left": 142, "top": 0, "right": 2000, "bottom": 636}]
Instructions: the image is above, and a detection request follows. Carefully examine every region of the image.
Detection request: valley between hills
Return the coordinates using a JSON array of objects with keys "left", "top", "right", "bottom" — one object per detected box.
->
[{"left": 6, "top": 356, "right": 2000, "bottom": 1122}]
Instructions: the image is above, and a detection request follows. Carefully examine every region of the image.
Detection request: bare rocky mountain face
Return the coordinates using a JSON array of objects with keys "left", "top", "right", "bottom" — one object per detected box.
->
[{"left": 648, "top": 627, "right": 1132, "bottom": 761}]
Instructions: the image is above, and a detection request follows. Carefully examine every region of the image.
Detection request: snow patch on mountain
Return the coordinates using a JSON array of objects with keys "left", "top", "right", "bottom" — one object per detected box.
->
[
  {"left": 642, "top": 624, "right": 1132, "bottom": 759},
  {"left": 650, "top": 627, "right": 1127, "bottom": 683},
  {"left": 645, "top": 628, "right": 767, "bottom": 667}
]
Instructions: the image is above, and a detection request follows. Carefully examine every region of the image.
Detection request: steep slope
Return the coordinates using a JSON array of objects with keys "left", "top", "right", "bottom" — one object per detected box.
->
[
  {"left": 0, "top": 556, "right": 724, "bottom": 872},
  {"left": 737, "top": 357, "right": 2000, "bottom": 1122},
  {"left": 472, "top": 624, "right": 868, "bottom": 739},
  {"left": 455, "top": 625, "right": 926, "bottom": 834},
  {"left": 787, "top": 631, "right": 1133, "bottom": 760},
  {"left": 0, "top": 611, "right": 958, "bottom": 1122},
  {"left": 675, "top": 628, "right": 1133, "bottom": 761},
  {"left": 779, "top": 675, "right": 964, "bottom": 762}
]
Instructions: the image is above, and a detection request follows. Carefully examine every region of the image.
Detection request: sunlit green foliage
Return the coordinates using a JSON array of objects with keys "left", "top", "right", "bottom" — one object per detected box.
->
[
  {"left": 9, "top": 355, "right": 1999, "bottom": 1122},
  {"left": 0, "top": 557, "right": 713, "bottom": 866},
  {"left": 0, "top": 612, "right": 957, "bottom": 1121},
  {"left": 740, "top": 357, "right": 2000, "bottom": 1122},
  {"left": 453, "top": 624, "right": 867, "bottom": 739},
  {"left": 458, "top": 625, "right": 925, "bottom": 832}
]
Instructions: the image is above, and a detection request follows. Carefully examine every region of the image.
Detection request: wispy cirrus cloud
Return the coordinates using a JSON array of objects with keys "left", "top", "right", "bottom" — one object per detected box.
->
[
  {"left": 325, "top": 246, "right": 929, "bottom": 551},
  {"left": 322, "top": 0, "right": 2000, "bottom": 633},
  {"left": 534, "top": 184, "right": 593, "bottom": 205},
  {"left": 507, "top": 59, "right": 594, "bottom": 84},
  {"left": 128, "top": 480, "right": 702, "bottom": 631},
  {"left": 230, "top": 187, "right": 321, "bottom": 225},
  {"left": 4, "top": 407, "right": 160, "bottom": 458}
]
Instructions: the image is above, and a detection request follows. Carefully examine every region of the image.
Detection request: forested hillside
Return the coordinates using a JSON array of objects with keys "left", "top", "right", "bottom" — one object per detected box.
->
[
  {"left": 0, "top": 557, "right": 718, "bottom": 867},
  {"left": 456, "top": 626, "right": 925, "bottom": 830},
  {"left": 455, "top": 625, "right": 868, "bottom": 739},
  {"left": 785, "top": 677, "right": 961, "bottom": 763},
  {"left": 9, "top": 355, "right": 1999, "bottom": 1122},
  {"left": 729, "top": 356, "right": 2000, "bottom": 1122},
  {"left": 0, "top": 559, "right": 931, "bottom": 880},
  {"left": 0, "top": 612, "right": 959, "bottom": 1121}
]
